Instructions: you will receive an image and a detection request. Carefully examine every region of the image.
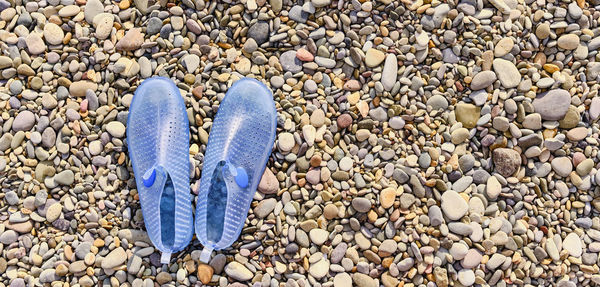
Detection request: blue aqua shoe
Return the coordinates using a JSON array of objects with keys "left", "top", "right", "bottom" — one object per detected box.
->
[
  {"left": 127, "top": 77, "right": 194, "bottom": 264},
  {"left": 195, "top": 78, "right": 277, "bottom": 262}
]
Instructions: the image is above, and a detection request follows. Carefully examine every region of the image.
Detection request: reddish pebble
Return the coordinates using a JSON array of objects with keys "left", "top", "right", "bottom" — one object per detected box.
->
[
  {"left": 572, "top": 152, "right": 586, "bottom": 167},
  {"left": 337, "top": 114, "right": 352, "bottom": 129},
  {"left": 192, "top": 85, "right": 203, "bottom": 99},
  {"left": 343, "top": 80, "right": 361, "bottom": 91},
  {"left": 296, "top": 48, "right": 314, "bottom": 61},
  {"left": 80, "top": 99, "right": 88, "bottom": 112}
]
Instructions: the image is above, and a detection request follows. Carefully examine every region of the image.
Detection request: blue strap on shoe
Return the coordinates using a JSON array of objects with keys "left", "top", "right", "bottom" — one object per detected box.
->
[
  {"left": 222, "top": 160, "right": 249, "bottom": 188},
  {"left": 143, "top": 167, "right": 157, "bottom": 187}
]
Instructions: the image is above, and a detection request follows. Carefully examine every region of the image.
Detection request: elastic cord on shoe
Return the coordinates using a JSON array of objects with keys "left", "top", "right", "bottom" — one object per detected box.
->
[
  {"left": 161, "top": 252, "right": 171, "bottom": 264},
  {"left": 200, "top": 247, "right": 213, "bottom": 263}
]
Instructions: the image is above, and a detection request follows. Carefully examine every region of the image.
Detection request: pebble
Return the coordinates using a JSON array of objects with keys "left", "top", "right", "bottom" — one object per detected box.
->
[
  {"left": 353, "top": 273, "right": 377, "bottom": 287},
  {"left": 85, "top": 0, "right": 104, "bottom": 23},
  {"left": 551, "top": 157, "right": 572, "bottom": 177},
  {"left": 458, "top": 269, "right": 475, "bottom": 286},
  {"left": 25, "top": 33, "right": 46, "bottom": 54},
  {"left": 309, "top": 258, "right": 329, "bottom": 279},
  {"left": 106, "top": 121, "right": 126, "bottom": 137},
  {"left": 258, "top": 168, "right": 278, "bottom": 194},
  {"left": 224, "top": 262, "right": 253, "bottom": 281},
  {"left": 280, "top": 50, "right": 302, "bottom": 73},
  {"left": 277, "top": 132, "right": 295, "bottom": 152},
  {"left": 492, "top": 148, "right": 521, "bottom": 177},
  {"left": 254, "top": 198, "right": 276, "bottom": 218},
  {"left": 12, "top": 111, "right": 35, "bottom": 131},
  {"left": 352, "top": 197, "right": 371, "bottom": 213},
  {"left": 533, "top": 89, "right": 571, "bottom": 120},
  {"left": 493, "top": 58, "right": 521, "bottom": 88},
  {"left": 334, "top": 273, "right": 352, "bottom": 287},
  {"left": 101, "top": 247, "right": 127, "bottom": 270},
  {"left": 381, "top": 54, "right": 397, "bottom": 91},
  {"left": 365, "top": 49, "right": 385, "bottom": 67},
  {"left": 563, "top": 233, "right": 582, "bottom": 257},
  {"left": 441, "top": 190, "right": 468, "bottom": 220},
  {"left": 44, "top": 23, "right": 64, "bottom": 45},
  {"left": 115, "top": 28, "right": 144, "bottom": 51},
  {"left": 558, "top": 34, "right": 579, "bottom": 50},
  {"left": 470, "top": 71, "right": 496, "bottom": 90}
]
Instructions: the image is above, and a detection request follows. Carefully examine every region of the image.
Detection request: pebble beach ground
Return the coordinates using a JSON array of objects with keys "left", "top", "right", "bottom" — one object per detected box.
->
[{"left": 2, "top": 0, "right": 600, "bottom": 286}]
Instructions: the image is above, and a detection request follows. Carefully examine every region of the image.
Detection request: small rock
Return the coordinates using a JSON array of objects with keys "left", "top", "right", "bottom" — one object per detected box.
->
[
  {"left": 533, "top": 89, "right": 571, "bottom": 120},
  {"left": 493, "top": 58, "right": 521, "bottom": 88},
  {"left": 365, "top": 49, "right": 385, "bottom": 67},
  {"left": 254, "top": 198, "right": 276, "bottom": 218},
  {"left": 352, "top": 197, "right": 371, "bottom": 213},
  {"left": 551, "top": 157, "right": 572, "bottom": 177},
  {"left": 12, "top": 111, "right": 35, "bottom": 131},
  {"left": 563, "top": 233, "right": 582, "bottom": 257},
  {"left": 258, "top": 168, "right": 278, "bottom": 194},
  {"left": 492, "top": 148, "right": 521, "bottom": 177},
  {"left": 353, "top": 273, "right": 377, "bottom": 287},
  {"left": 106, "top": 121, "right": 126, "bottom": 137},
  {"left": 224, "top": 262, "right": 253, "bottom": 281},
  {"left": 43, "top": 23, "right": 64, "bottom": 45},
  {"left": 101, "top": 247, "right": 127, "bottom": 270},
  {"left": 441, "top": 190, "right": 468, "bottom": 220},
  {"left": 115, "top": 28, "right": 144, "bottom": 51},
  {"left": 558, "top": 34, "right": 579, "bottom": 50}
]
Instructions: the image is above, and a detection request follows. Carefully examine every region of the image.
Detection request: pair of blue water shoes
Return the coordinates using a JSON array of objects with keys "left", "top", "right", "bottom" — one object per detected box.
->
[{"left": 126, "top": 77, "right": 277, "bottom": 264}]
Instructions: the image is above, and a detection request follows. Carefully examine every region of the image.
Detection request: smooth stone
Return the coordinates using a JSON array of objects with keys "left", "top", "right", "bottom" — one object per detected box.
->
[
  {"left": 46, "top": 203, "right": 62, "bottom": 223},
  {"left": 334, "top": 273, "right": 352, "bottom": 287},
  {"left": 54, "top": 170, "right": 74, "bottom": 185},
  {"left": 115, "top": 28, "right": 144, "bottom": 51},
  {"left": 12, "top": 111, "right": 35, "bottom": 131},
  {"left": 84, "top": 0, "right": 104, "bottom": 23},
  {"left": 365, "top": 48, "right": 385, "bottom": 67},
  {"left": 533, "top": 89, "right": 571, "bottom": 120},
  {"left": 462, "top": 249, "right": 482, "bottom": 268},
  {"left": 427, "top": 94, "right": 448, "bottom": 110},
  {"left": 277, "top": 132, "right": 295, "bottom": 152},
  {"left": 558, "top": 34, "right": 579, "bottom": 50},
  {"left": 70, "top": 81, "right": 98, "bottom": 97},
  {"left": 551, "top": 157, "right": 572, "bottom": 177},
  {"left": 224, "top": 262, "right": 253, "bottom": 281},
  {"left": 101, "top": 247, "right": 127, "bottom": 269},
  {"left": 247, "top": 21, "right": 269, "bottom": 45},
  {"left": 254, "top": 198, "right": 276, "bottom": 218},
  {"left": 93, "top": 13, "right": 114, "bottom": 40},
  {"left": 493, "top": 58, "right": 521, "bottom": 88},
  {"left": 309, "top": 258, "right": 329, "bottom": 279},
  {"left": 352, "top": 197, "right": 371, "bottom": 213},
  {"left": 455, "top": 103, "right": 480, "bottom": 128},
  {"left": 353, "top": 273, "right": 377, "bottom": 287},
  {"left": 563, "top": 233, "right": 582, "bottom": 257},
  {"left": 486, "top": 253, "right": 506, "bottom": 269},
  {"left": 280, "top": 50, "right": 302, "bottom": 73},
  {"left": 458, "top": 269, "right": 475, "bottom": 286},
  {"left": 494, "top": 37, "right": 513, "bottom": 57},
  {"left": 43, "top": 23, "right": 64, "bottom": 45},
  {"left": 106, "top": 121, "right": 126, "bottom": 137},
  {"left": 486, "top": 176, "right": 501, "bottom": 200},
  {"left": 258, "top": 168, "right": 278, "bottom": 194},
  {"left": 441, "top": 190, "right": 468, "bottom": 221},
  {"left": 470, "top": 71, "right": 496, "bottom": 90},
  {"left": 26, "top": 33, "right": 46, "bottom": 54},
  {"left": 381, "top": 54, "right": 397, "bottom": 91}
]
